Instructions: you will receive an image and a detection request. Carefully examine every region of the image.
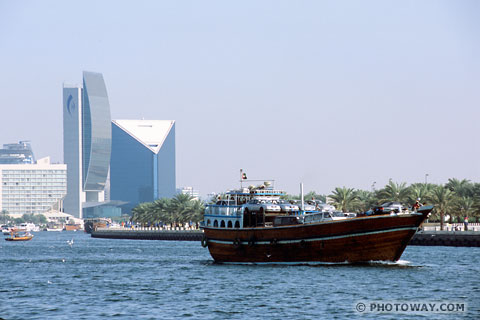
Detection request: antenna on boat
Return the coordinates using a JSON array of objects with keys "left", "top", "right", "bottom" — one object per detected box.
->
[
  {"left": 240, "top": 169, "right": 243, "bottom": 188},
  {"left": 300, "top": 183, "right": 305, "bottom": 211}
]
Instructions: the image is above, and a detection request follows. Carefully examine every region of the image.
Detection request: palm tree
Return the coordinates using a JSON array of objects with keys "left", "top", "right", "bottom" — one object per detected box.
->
[
  {"left": 131, "top": 202, "right": 154, "bottom": 224},
  {"left": 352, "top": 190, "right": 375, "bottom": 213},
  {"left": 329, "top": 187, "right": 357, "bottom": 212},
  {"left": 445, "top": 178, "right": 473, "bottom": 198},
  {"left": 428, "top": 185, "right": 455, "bottom": 230},
  {"left": 151, "top": 198, "right": 171, "bottom": 224},
  {"left": 407, "top": 183, "right": 433, "bottom": 206},
  {"left": 1, "top": 210, "right": 8, "bottom": 224},
  {"left": 453, "top": 197, "right": 475, "bottom": 223},
  {"left": 186, "top": 200, "right": 205, "bottom": 223},
  {"left": 169, "top": 193, "right": 203, "bottom": 226},
  {"left": 377, "top": 181, "right": 411, "bottom": 204},
  {"left": 304, "top": 191, "right": 327, "bottom": 203}
]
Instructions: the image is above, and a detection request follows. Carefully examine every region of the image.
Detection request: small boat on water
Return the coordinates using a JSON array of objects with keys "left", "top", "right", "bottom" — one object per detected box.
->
[
  {"left": 2, "top": 225, "right": 14, "bottom": 235},
  {"left": 18, "top": 223, "right": 40, "bottom": 232},
  {"left": 201, "top": 180, "right": 433, "bottom": 264},
  {"left": 5, "top": 229, "right": 34, "bottom": 241},
  {"left": 64, "top": 224, "right": 81, "bottom": 231},
  {"left": 84, "top": 218, "right": 111, "bottom": 234}
]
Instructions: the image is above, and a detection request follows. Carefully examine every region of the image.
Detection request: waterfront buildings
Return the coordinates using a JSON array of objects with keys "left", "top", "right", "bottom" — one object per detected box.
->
[
  {"left": 111, "top": 119, "right": 176, "bottom": 213},
  {"left": 63, "top": 71, "right": 113, "bottom": 218},
  {"left": 62, "top": 71, "right": 177, "bottom": 216},
  {"left": 0, "top": 141, "right": 35, "bottom": 164},
  {"left": 0, "top": 156, "right": 66, "bottom": 215}
]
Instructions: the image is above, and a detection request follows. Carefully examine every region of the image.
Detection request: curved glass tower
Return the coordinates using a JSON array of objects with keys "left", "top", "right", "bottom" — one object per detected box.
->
[
  {"left": 63, "top": 71, "right": 112, "bottom": 218},
  {"left": 82, "top": 71, "right": 111, "bottom": 191}
]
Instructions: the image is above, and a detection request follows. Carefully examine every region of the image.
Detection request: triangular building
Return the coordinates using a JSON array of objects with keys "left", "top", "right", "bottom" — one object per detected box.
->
[{"left": 110, "top": 119, "right": 176, "bottom": 213}]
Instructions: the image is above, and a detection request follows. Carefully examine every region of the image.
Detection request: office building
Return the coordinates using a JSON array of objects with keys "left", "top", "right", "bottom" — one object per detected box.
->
[
  {"left": 0, "top": 157, "right": 66, "bottom": 215},
  {"left": 63, "top": 71, "right": 113, "bottom": 218},
  {"left": 111, "top": 119, "right": 176, "bottom": 213},
  {"left": 0, "top": 141, "right": 35, "bottom": 164}
]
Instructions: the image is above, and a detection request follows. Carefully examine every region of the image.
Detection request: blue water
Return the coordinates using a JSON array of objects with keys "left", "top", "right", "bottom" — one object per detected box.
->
[{"left": 1, "top": 231, "right": 479, "bottom": 319}]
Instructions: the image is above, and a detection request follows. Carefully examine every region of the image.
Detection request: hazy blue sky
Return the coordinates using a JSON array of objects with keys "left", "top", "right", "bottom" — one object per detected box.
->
[{"left": 1, "top": 1, "right": 479, "bottom": 196}]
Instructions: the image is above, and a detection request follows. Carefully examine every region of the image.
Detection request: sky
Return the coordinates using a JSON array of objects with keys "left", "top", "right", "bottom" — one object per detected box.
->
[{"left": 0, "top": 0, "right": 479, "bottom": 197}]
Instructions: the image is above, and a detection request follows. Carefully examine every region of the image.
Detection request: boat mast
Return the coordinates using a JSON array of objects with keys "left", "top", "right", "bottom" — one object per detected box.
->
[
  {"left": 300, "top": 183, "right": 304, "bottom": 211},
  {"left": 240, "top": 169, "right": 243, "bottom": 189}
]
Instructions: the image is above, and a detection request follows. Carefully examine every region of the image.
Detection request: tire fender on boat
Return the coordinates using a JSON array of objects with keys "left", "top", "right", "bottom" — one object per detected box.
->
[
  {"left": 270, "top": 238, "right": 278, "bottom": 246},
  {"left": 300, "top": 239, "right": 307, "bottom": 248},
  {"left": 248, "top": 236, "right": 256, "bottom": 247},
  {"left": 233, "top": 238, "right": 241, "bottom": 248},
  {"left": 201, "top": 235, "right": 208, "bottom": 248}
]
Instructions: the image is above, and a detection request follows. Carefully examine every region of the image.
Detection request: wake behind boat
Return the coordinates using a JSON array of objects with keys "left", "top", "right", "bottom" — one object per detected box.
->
[{"left": 200, "top": 181, "right": 433, "bottom": 264}]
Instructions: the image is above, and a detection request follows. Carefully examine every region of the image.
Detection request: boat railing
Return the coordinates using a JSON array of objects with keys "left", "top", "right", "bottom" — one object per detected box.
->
[
  {"left": 303, "top": 212, "right": 330, "bottom": 224},
  {"left": 205, "top": 204, "right": 243, "bottom": 217},
  {"left": 250, "top": 189, "right": 285, "bottom": 196}
]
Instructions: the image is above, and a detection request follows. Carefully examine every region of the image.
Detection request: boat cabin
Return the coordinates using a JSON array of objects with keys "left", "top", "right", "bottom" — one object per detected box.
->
[{"left": 203, "top": 185, "right": 350, "bottom": 229}]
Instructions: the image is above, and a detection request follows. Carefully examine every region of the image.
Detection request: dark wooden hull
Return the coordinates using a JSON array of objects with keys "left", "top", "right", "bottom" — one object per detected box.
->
[{"left": 202, "top": 207, "right": 432, "bottom": 263}]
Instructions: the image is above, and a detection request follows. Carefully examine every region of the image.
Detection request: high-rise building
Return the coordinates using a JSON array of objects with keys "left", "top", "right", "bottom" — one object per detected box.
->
[
  {"left": 63, "top": 71, "right": 112, "bottom": 218},
  {"left": 0, "top": 157, "right": 66, "bottom": 215},
  {"left": 0, "top": 141, "right": 35, "bottom": 164},
  {"left": 111, "top": 119, "right": 176, "bottom": 213}
]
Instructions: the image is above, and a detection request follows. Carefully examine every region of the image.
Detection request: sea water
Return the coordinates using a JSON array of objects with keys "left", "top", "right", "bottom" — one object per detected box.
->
[{"left": 1, "top": 231, "right": 479, "bottom": 319}]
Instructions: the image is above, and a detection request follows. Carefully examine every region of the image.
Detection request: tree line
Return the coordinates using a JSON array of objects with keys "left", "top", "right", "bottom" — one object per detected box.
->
[
  {"left": 132, "top": 178, "right": 480, "bottom": 228},
  {"left": 1, "top": 211, "right": 48, "bottom": 225},
  {"left": 131, "top": 193, "right": 204, "bottom": 227},
  {"left": 291, "top": 178, "right": 479, "bottom": 229}
]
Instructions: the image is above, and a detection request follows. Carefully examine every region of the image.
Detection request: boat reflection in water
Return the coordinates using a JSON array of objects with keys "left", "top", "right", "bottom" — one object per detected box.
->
[{"left": 201, "top": 180, "right": 433, "bottom": 264}]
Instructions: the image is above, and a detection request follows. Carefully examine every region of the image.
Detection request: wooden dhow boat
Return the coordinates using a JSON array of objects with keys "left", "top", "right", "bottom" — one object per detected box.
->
[{"left": 201, "top": 182, "right": 433, "bottom": 264}]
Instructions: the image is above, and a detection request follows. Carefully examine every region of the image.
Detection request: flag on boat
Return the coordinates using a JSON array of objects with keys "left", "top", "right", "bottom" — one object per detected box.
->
[{"left": 240, "top": 169, "right": 247, "bottom": 180}]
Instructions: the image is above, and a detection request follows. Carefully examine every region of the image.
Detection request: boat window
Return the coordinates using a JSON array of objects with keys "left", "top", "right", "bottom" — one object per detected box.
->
[
  {"left": 207, "top": 219, "right": 211, "bottom": 226},
  {"left": 234, "top": 221, "right": 240, "bottom": 228},
  {"left": 220, "top": 221, "right": 226, "bottom": 228},
  {"left": 213, "top": 220, "right": 218, "bottom": 227},
  {"left": 227, "top": 221, "right": 233, "bottom": 228}
]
